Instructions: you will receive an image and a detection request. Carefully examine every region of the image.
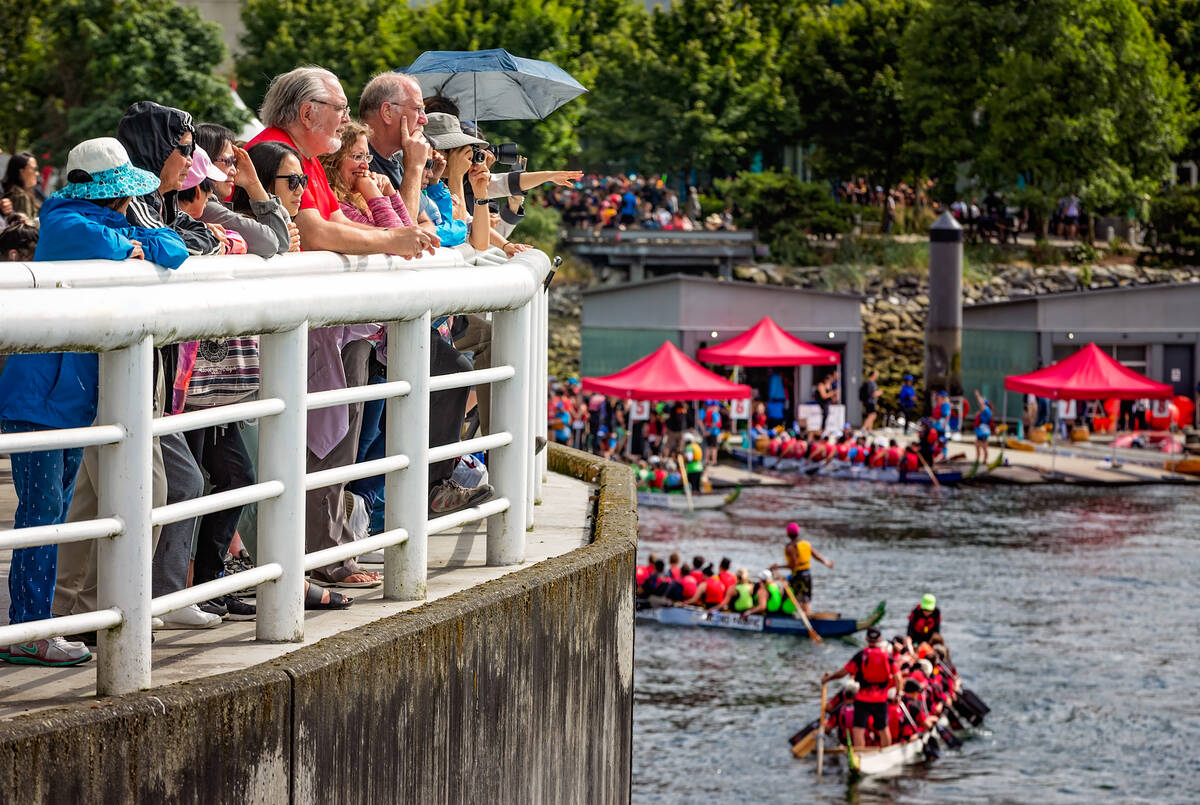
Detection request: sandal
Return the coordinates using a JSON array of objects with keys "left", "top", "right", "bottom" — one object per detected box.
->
[
  {"left": 309, "top": 570, "right": 381, "bottom": 589},
  {"left": 304, "top": 582, "right": 353, "bottom": 610}
]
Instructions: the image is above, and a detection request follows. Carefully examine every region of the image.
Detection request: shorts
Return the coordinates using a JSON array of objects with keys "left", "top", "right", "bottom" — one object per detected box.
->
[
  {"left": 704, "top": 432, "right": 719, "bottom": 448},
  {"left": 790, "top": 569, "right": 812, "bottom": 604},
  {"left": 852, "top": 699, "right": 888, "bottom": 730},
  {"left": 863, "top": 401, "right": 877, "bottom": 414},
  {"left": 974, "top": 424, "right": 990, "bottom": 442}
]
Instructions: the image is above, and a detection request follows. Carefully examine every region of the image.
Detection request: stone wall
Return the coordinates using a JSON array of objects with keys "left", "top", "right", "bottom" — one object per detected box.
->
[{"left": 0, "top": 446, "right": 637, "bottom": 804}]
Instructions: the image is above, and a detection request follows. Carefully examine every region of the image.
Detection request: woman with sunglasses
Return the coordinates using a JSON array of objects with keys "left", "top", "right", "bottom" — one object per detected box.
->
[
  {"left": 232, "top": 142, "right": 308, "bottom": 235},
  {"left": 319, "top": 121, "right": 414, "bottom": 229},
  {"left": 194, "top": 123, "right": 297, "bottom": 256}
]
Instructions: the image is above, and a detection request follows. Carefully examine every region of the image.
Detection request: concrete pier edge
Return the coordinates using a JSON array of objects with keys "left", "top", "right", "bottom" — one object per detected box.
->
[{"left": 0, "top": 445, "right": 637, "bottom": 804}]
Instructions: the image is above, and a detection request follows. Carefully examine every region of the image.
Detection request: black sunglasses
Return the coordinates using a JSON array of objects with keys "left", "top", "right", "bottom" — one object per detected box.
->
[
  {"left": 275, "top": 173, "right": 310, "bottom": 191},
  {"left": 175, "top": 142, "right": 195, "bottom": 157}
]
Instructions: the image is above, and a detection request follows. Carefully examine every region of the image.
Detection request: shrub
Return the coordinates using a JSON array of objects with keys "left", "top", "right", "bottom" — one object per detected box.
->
[
  {"left": 1067, "top": 242, "right": 1098, "bottom": 264},
  {"left": 1147, "top": 186, "right": 1200, "bottom": 257},
  {"left": 517, "top": 203, "right": 562, "bottom": 257},
  {"left": 714, "top": 171, "right": 854, "bottom": 254}
]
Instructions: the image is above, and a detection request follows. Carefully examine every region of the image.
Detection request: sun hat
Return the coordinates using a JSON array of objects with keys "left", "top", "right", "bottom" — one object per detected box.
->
[
  {"left": 921, "top": 593, "right": 936, "bottom": 611},
  {"left": 786, "top": 522, "right": 800, "bottom": 537},
  {"left": 52, "top": 137, "right": 160, "bottom": 201},
  {"left": 758, "top": 570, "right": 772, "bottom": 582},
  {"left": 181, "top": 145, "right": 229, "bottom": 192},
  {"left": 422, "top": 113, "right": 487, "bottom": 151}
]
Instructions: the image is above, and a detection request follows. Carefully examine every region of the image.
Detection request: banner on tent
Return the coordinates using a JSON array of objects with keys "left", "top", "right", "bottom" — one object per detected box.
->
[
  {"left": 629, "top": 400, "right": 651, "bottom": 421},
  {"left": 1056, "top": 400, "right": 1077, "bottom": 419},
  {"left": 798, "top": 403, "right": 844, "bottom": 433},
  {"left": 730, "top": 398, "right": 750, "bottom": 420}
]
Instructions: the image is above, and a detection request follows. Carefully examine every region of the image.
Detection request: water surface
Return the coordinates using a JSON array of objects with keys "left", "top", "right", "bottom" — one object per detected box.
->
[{"left": 633, "top": 479, "right": 1200, "bottom": 804}]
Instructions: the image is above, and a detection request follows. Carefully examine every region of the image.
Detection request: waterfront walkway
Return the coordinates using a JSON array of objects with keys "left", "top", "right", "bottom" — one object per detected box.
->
[{"left": 0, "top": 459, "right": 592, "bottom": 721}]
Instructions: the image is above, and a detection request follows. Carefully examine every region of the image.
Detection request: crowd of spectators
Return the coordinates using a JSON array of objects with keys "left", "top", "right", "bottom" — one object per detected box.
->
[
  {"left": 0, "top": 66, "right": 572, "bottom": 667},
  {"left": 540, "top": 175, "right": 736, "bottom": 232}
]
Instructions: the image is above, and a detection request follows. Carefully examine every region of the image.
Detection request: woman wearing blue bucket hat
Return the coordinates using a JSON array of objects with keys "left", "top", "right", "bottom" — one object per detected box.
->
[{"left": 0, "top": 137, "right": 187, "bottom": 667}]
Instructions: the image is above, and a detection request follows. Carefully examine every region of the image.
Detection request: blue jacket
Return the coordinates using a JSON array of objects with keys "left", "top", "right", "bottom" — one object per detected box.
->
[
  {"left": 899, "top": 383, "right": 916, "bottom": 406},
  {"left": 0, "top": 197, "right": 188, "bottom": 429},
  {"left": 423, "top": 183, "right": 468, "bottom": 247}
]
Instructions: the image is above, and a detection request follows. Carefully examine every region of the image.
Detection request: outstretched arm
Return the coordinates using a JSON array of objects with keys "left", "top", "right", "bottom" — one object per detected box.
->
[{"left": 811, "top": 548, "right": 834, "bottom": 569}]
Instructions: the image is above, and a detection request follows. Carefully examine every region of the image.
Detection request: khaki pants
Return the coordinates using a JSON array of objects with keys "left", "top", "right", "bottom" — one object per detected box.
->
[{"left": 53, "top": 437, "right": 168, "bottom": 616}]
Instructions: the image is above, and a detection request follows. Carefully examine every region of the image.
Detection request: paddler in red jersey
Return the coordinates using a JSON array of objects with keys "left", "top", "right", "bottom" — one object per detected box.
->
[
  {"left": 885, "top": 438, "right": 903, "bottom": 467},
  {"left": 821, "top": 627, "right": 903, "bottom": 749},
  {"left": 907, "top": 593, "right": 942, "bottom": 644}
]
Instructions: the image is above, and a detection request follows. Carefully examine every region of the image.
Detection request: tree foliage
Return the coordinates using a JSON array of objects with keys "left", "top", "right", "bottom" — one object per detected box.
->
[
  {"left": 0, "top": 0, "right": 247, "bottom": 159},
  {"left": 903, "top": 0, "right": 1188, "bottom": 216},
  {"left": 786, "top": 0, "right": 926, "bottom": 186},
  {"left": 1140, "top": 0, "right": 1200, "bottom": 162}
]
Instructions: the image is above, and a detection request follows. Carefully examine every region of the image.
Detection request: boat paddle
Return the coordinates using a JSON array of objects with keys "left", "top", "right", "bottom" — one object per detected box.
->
[
  {"left": 675, "top": 455, "right": 695, "bottom": 512},
  {"left": 782, "top": 583, "right": 822, "bottom": 643},
  {"left": 916, "top": 452, "right": 942, "bottom": 488},
  {"left": 788, "top": 717, "right": 821, "bottom": 758},
  {"left": 817, "top": 680, "right": 828, "bottom": 775}
]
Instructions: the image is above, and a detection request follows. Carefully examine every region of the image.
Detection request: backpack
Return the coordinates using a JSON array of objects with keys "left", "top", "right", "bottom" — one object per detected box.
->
[{"left": 856, "top": 647, "right": 891, "bottom": 687}]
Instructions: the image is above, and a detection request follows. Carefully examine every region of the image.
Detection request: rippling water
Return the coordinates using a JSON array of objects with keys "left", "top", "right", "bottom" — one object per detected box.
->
[{"left": 632, "top": 479, "right": 1200, "bottom": 804}]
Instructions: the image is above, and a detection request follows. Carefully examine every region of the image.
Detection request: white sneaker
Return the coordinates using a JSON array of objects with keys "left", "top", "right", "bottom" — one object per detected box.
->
[
  {"left": 5, "top": 636, "right": 92, "bottom": 666},
  {"left": 157, "top": 604, "right": 222, "bottom": 629}
]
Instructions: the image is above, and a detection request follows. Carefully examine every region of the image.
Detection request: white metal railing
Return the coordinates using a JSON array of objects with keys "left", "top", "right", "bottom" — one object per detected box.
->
[{"left": 0, "top": 247, "right": 550, "bottom": 695}]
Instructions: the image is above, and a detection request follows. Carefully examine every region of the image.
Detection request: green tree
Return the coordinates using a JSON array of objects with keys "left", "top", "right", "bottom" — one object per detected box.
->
[
  {"left": 784, "top": 0, "right": 927, "bottom": 186},
  {"left": 1140, "top": 0, "right": 1200, "bottom": 160},
  {"left": 903, "top": 0, "right": 1187, "bottom": 221},
  {"left": 3, "top": 0, "right": 248, "bottom": 161}
]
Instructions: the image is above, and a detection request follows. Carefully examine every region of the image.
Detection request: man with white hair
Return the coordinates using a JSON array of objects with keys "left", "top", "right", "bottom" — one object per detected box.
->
[{"left": 247, "top": 66, "right": 435, "bottom": 257}]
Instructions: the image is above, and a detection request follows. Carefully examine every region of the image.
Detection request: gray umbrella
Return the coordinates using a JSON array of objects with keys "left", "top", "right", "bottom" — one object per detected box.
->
[{"left": 400, "top": 48, "right": 588, "bottom": 122}]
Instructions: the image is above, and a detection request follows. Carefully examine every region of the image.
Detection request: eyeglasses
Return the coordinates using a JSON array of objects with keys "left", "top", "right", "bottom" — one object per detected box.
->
[
  {"left": 387, "top": 101, "right": 425, "bottom": 116},
  {"left": 275, "top": 173, "right": 310, "bottom": 191},
  {"left": 349, "top": 152, "right": 370, "bottom": 164},
  {"left": 310, "top": 98, "right": 351, "bottom": 117},
  {"left": 174, "top": 142, "right": 195, "bottom": 157},
  {"left": 211, "top": 156, "right": 237, "bottom": 168}
]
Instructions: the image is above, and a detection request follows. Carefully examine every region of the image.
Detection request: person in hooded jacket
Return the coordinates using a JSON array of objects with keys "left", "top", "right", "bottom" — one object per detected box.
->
[
  {"left": 58, "top": 102, "right": 220, "bottom": 630},
  {"left": 117, "top": 101, "right": 222, "bottom": 256},
  {"left": 0, "top": 137, "right": 187, "bottom": 665}
]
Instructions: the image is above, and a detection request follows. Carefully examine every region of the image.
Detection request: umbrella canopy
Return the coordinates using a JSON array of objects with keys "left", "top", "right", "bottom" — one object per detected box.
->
[
  {"left": 400, "top": 48, "right": 587, "bottom": 122},
  {"left": 582, "top": 342, "right": 752, "bottom": 401},
  {"left": 696, "top": 317, "right": 841, "bottom": 367},
  {"left": 1004, "top": 342, "right": 1173, "bottom": 400}
]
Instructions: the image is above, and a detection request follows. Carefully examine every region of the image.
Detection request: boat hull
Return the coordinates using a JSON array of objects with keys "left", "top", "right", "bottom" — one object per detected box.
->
[
  {"left": 636, "top": 487, "right": 740, "bottom": 510},
  {"left": 728, "top": 449, "right": 964, "bottom": 485},
  {"left": 850, "top": 736, "right": 927, "bottom": 775},
  {"left": 635, "top": 600, "right": 885, "bottom": 638}
]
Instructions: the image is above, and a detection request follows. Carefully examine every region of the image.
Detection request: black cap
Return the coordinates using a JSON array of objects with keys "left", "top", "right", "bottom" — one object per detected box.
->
[{"left": 866, "top": 627, "right": 882, "bottom": 642}]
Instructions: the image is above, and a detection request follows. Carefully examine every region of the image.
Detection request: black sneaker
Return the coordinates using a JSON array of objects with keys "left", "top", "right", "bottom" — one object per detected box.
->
[
  {"left": 428, "top": 479, "right": 494, "bottom": 517},
  {"left": 221, "top": 595, "right": 256, "bottom": 621},
  {"left": 199, "top": 598, "right": 228, "bottom": 618}
]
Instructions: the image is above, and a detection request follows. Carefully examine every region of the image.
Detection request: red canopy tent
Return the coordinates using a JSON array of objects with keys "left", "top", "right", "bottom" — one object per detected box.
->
[
  {"left": 696, "top": 317, "right": 840, "bottom": 366},
  {"left": 1004, "top": 343, "right": 1173, "bottom": 400},
  {"left": 1004, "top": 343, "right": 1173, "bottom": 473},
  {"left": 582, "top": 341, "right": 752, "bottom": 401}
]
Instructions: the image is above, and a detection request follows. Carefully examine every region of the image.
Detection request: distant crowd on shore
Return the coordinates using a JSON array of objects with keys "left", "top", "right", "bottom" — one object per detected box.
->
[{"left": 540, "top": 175, "right": 736, "bottom": 232}]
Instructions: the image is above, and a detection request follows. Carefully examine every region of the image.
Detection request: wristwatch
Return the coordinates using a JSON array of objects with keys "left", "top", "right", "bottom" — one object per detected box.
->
[{"left": 475, "top": 198, "right": 490, "bottom": 206}]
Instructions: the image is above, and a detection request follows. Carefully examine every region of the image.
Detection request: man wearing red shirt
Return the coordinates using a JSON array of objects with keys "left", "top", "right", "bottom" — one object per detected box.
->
[
  {"left": 247, "top": 66, "right": 434, "bottom": 257},
  {"left": 821, "top": 627, "right": 904, "bottom": 749}
]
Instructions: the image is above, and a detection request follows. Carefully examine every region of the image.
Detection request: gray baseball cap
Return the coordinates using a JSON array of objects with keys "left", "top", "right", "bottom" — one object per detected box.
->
[{"left": 423, "top": 113, "right": 487, "bottom": 151}]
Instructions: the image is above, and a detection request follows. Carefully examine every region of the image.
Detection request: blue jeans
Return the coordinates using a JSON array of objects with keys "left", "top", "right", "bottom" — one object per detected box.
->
[
  {"left": 349, "top": 375, "right": 386, "bottom": 535},
  {"left": 2, "top": 420, "right": 84, "bottom": 624}
]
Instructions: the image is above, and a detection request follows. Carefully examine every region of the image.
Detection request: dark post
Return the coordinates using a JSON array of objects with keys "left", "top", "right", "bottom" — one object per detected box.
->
[{"left": 926, "top": 212, "right": 963, "bottom": 403}]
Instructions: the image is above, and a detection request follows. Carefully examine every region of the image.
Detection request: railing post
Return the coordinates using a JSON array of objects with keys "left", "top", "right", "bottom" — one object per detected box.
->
[
  {"left": 487, "top": 300, "right": 532, "bottom": 565},
  {"left": 385, "top": 314, "right": 429, "bottom": 600},
  {"left": 525, "top": 291, "right": 539, "bottom": 528},
  {"left": 537, "top": 284, "right": 549, "bottom": 492},
  {"left": 96, "top": 336, "right": 154, "bottom": 695},
  {"left": 256, "top": 324, "right": 308, "bottom": 642}
]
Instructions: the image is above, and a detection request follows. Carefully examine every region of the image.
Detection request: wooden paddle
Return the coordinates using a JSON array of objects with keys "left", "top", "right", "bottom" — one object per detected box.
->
[
  {"left": 916, "top": 452, "right": 942, "bottom": 488},
  {"left": 783, "top": 582, "right": 823, "bottom": 643},
  {"left": 676, "top": 455, "right": 694, "bottom": 511},
  {"left": 817, "top": 680, "right": 828, "bottom": 776}
]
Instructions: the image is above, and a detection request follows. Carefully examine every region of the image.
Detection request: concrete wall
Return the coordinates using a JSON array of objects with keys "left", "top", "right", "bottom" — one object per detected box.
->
[{"left": 0, "top": 446, "right": 636, "bottom": 804}]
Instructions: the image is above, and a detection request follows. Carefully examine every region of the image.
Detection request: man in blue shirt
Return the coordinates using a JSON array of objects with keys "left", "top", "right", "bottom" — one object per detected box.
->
[{"left": 899, "top": 374, "right": 917, "bottom": 434}]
